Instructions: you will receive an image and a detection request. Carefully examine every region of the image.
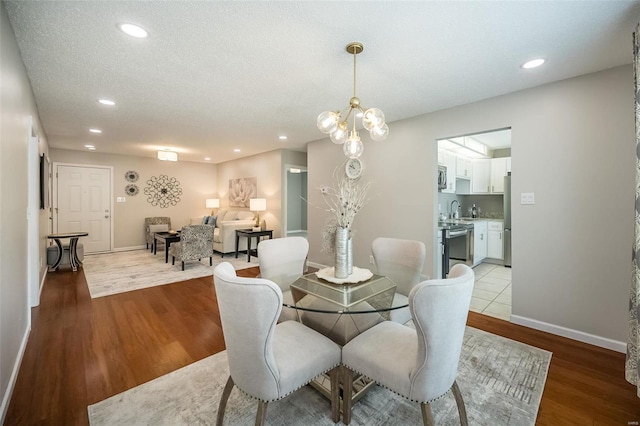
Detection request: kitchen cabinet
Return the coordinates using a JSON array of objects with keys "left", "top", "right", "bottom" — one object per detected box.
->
[
  {"left": 490, "top": 157, "right": 508, "bottom": 194},
  {"left": 487, "top": 221, "right": 504, "bottom": 259},
  {"left": 440, "top": 151, "right": 456, "bottom": 193},
  {"left": 471, "top": 157, "right": 511, "bottom": 194},
  {"left": 471, "top": 159, "right": 491, "bottom": 194},
  {"left": 456, "top": 157, "right": 472, "bottom": 179},
  {"left": 473, "top": 221, "right": 487, "bottom": 266}
]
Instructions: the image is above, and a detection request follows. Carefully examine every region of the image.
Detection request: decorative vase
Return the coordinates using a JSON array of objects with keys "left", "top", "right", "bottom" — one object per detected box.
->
[
  {"left": 335, "top": 227, "right": 349, "bottom": 278},
  {"left": 347, "top": 235, "right": 353, "bottom": 275}
]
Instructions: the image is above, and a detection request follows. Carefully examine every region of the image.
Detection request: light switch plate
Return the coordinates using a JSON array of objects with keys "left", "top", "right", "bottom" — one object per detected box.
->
[
  {"left": 520, "top": 192, "right": 535, "bottom": 205},
  {"left": 117, "top": 197, "right": 126, "bottom": 202}
]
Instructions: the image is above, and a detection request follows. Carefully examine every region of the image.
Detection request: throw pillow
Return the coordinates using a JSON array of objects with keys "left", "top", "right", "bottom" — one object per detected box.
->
[
  {"left": 207, "top": 216, "right": 217, "bottom": 227},
  {"left": 149, "top": 224, "right": 169, "bottom": 233},
  {"left": 201, "top": 216, "right": 209, "bottom": 225}
]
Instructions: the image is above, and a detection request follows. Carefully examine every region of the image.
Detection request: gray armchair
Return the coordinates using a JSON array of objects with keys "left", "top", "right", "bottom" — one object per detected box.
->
[
  {"left": 213, "top": 262, "right": 342, "bottom": 425},
  {"left": 144, "top": 217, "right": 171, "bottom": 251},
  {"left": 341, "top": 263, "right": 474, "bottom": 425},
  {"left": 169, "top": 225, "right": 214, "bottom": 270},
  {"left": 372, "top": 237, "right": 426, "bottom": 325},
  {"left": 257, "top": 236, "right": 309, "bottom": 322}
]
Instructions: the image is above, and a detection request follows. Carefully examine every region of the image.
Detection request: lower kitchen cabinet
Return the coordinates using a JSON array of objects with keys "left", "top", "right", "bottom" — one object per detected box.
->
[
  {"left": 487, "top": 221, "right": 504, "bottom": 260},
  {"left": 473, "top": 221, "right": 487, "bottom": 266}
]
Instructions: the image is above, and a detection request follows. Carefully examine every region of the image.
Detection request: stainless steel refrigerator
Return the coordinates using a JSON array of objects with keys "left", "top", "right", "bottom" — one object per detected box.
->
[{"left": 503, "top": 173, "right": 512, "bottom": 267}]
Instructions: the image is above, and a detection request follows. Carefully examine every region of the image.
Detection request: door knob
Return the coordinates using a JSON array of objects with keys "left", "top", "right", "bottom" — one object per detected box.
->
[{"left": 105, "top": 215, "right": 110, "bottom": 219}]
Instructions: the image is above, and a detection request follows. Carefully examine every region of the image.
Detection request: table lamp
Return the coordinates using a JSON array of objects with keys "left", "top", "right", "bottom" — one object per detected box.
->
[
  {"left": 206, "top": 198, "right": 219, "bottom": 215},
  {"left": 249, "top": 198, "right": 266, "bottom": 231}
]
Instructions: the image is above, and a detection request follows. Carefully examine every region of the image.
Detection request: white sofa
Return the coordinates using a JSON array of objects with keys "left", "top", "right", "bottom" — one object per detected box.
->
[{"left": 190, "top": 209, "right": 256, "bottom": 256}]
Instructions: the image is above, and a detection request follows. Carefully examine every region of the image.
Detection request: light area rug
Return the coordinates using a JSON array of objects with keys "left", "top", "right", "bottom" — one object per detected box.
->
[
  {"left": 83, "top": 249, "right": 258, "bottom": 298},
  {"left": 88, "top": 327, "right": 551, "bottom": 425}
]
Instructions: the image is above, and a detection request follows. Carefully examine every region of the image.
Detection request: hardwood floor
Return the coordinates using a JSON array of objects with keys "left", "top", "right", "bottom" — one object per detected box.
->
[{"left": 4, "top": 267, "right": 640, "bottom": 425}]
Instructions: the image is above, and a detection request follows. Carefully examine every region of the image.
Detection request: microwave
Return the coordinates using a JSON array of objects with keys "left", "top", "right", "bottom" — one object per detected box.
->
[{"left": 438, "top": 165, "right": 447, "bottom": 191}]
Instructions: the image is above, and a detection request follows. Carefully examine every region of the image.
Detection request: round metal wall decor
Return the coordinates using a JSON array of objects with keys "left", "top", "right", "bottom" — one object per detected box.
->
[
  {"left": 125, "top": 170, "right": 139, "bottom": 182},
  {"left": 144, "top": 174, "right": 182, "bottom": 208},
  {"left": 125, "top": 184, "right": 139, "bottom": 196}
]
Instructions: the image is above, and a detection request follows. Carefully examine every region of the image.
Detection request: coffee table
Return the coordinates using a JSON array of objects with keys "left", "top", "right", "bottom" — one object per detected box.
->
[{"left": 153, "top": 231, "right": 181, "bottom": 263}]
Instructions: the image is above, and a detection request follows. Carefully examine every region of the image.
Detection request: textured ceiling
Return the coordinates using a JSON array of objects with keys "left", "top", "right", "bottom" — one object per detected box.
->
[{"left": 5, "top": 1, "right": 639, "bottom": 163}]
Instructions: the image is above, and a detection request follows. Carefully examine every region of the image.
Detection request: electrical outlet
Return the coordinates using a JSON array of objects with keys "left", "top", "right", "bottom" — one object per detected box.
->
[
  {"left": 117, "top": 197, "right": 126, "bottom": 202},
  {"left": 369, "top": 255, "right": 374, "bottom": 264},
  {"left": 520, "top": 192, "right": 535, "bottom": 205}
]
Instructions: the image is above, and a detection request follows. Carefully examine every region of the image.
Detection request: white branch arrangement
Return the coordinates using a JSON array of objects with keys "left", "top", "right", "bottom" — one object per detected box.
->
[{"left": 320, "top": 170, "right": 371, "bottom": 229}]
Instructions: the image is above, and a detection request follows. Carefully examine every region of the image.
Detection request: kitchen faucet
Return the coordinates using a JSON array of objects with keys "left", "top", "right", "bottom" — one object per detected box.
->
[{"left": 450, "top": 200, "right": 461, "bottom": 219}]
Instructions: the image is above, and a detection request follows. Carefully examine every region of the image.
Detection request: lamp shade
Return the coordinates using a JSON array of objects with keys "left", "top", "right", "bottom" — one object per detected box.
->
[
  {"left": 249, "top": 198, "right": 266, "bottom": 212},
  {"left": 206, "top": 198, "right": 220, "bottom": 209}
]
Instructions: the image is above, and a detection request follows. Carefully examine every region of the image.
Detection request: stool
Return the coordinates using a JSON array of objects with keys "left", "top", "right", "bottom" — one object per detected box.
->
[{"left": 47, "top": 243, "right": 84, "bottom": 268}]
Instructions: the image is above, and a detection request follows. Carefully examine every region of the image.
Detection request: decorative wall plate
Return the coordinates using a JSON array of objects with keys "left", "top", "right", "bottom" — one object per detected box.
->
[
  {"left": 125, "top": 170, "right": 139, "bottom": 182},
  {"left": 125, "top": 184, "right": 139, "bottom": 196}
]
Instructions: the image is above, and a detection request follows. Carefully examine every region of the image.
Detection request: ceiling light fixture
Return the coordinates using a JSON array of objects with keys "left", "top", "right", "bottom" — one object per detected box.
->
[
  {"left": 157, "top": 150, "right": 178, "bottom": 161},
  {"left": 89, "top": 128, "right": 102, "bottom": 134},
  {"left": 317, "top": 42, "right": 388, "bottom": 158},
  {"left": 204, "top": 157, "right": 211, "bottom": 161},
  {"left": 98, "top": 99, "right": 115, "bottom": 106},
  {"left": 84, "top": 144, "right": 95, "bottom": 150},
  {"left": 233, "top": 148, "right": 241, "bottom": 153},
  {"left": 522, "top": 58, "right": 545, "bottom": 69},
  {"left": 279, "top": 135, "right": 288, "bottom": 140},
  {"left": 118, "top": 23, "right": 148, "bottom": 38}
]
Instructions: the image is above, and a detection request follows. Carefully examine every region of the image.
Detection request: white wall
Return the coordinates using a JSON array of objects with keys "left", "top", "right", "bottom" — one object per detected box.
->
[
  {"left": 0, "top": 2, "right": 50, "bottom": 420},
  {"left": 308, "top": 65, "right": 634, "bottom": 347},
  {"left": 49, "top": 149, "right": 218, "bottom": 250}
]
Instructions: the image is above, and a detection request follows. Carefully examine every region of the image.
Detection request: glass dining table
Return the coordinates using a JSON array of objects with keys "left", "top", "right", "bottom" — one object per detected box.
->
[{"left": 285, "top": 271, "right": 409, "bottom": 408}]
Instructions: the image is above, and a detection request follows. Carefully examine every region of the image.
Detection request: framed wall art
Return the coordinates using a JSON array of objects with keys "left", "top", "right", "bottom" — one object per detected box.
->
[{"left": 229, "top": 177, "right": 257, "bottom": 208}]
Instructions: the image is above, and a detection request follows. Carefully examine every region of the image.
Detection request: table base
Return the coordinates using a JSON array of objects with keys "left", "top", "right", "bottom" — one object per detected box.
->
[{"left": 309, "top": 367, "right": 375, "bottom": 417}]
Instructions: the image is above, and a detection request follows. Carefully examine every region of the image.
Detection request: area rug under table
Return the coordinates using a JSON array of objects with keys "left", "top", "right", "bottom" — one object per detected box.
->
[
  {"left": 83, "top": 249, "right": 259, "bottom": 298},
  {"left": 88, "top": 327, "right": 551, "bottom": 425}
]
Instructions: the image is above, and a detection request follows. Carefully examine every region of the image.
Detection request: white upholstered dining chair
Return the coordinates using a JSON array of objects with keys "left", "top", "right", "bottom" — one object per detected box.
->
[
  {"left": 257, "top": 236, "right": 309, "bottom": 322},
  {"left": 213, "top": 262, "right": 342, "bottom": 425},
  {"left": 371, "top": 237, "right": 426, "bottom": 325},
  {"left": 341, "top": 263, "right": 474, "bottom": 425}
]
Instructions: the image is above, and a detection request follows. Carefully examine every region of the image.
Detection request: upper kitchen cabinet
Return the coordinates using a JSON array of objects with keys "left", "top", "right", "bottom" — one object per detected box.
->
[
  {"left": 471, "top": 157, "right": 510, "bottom": 194},
  {"left": 472, "top": 159, "right": 491, "bottom": 193},
  {"left": 456, "top": 157, "right": 472, "bottom": 179},
  {"left": 490, "top": 157, "right": 509, "bottom": 194}
]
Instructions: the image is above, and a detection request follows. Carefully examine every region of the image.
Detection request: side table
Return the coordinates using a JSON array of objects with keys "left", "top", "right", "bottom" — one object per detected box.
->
[
  {"left": 47, "top": 232, "right": 89, "bottom": 271},
  {"left": 235, "top": 229, "right": 273, "bottom": 262}
]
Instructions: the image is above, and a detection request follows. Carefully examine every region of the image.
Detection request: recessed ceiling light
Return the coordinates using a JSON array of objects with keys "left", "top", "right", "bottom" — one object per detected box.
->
[
  {"left": 522, "top": 58, "right": 545, "bottom": 69},
  {"left": 118, "top": 23, "right": 148, "bottom": 38},
  {"left": 204, "top": 157, "right": 211, "bottom": 161},
  {"left": 98, "top": 99, "right": 115, "bottom": 106},
  {"left": 84, "top": 144, "right": 95, "bottom": 150},
  {"left": 279, "top": 135, "right": 288, "bottom": 140},
  {"left": 89, "top": 128, "right": 102, "bottom": 134},
  {"left": 233, "top": 148, "right": 241, "bottom": 153}
]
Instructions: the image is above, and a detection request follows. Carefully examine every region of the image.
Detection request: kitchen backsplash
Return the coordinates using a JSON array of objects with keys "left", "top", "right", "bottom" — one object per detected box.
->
[{"left": 438, "top": 193, "right": 505, "bottom": 219}]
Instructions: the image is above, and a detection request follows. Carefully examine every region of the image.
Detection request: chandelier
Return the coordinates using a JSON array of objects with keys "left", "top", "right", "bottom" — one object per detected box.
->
[{"left": 317, "top": 42, "right": 389, "bottom": 158}]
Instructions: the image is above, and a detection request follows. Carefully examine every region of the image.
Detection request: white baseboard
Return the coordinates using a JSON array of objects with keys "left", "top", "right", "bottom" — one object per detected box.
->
[
  {"left": 307, "top": 261, "right": 328, "bottom": 270},
  {"left": 0, "top": 323, "right": 31, "bottom": 424},
  {"left": 511, "top": 315, "right": 626, "bottom": 353},
  {"left": 38, "top": 268, "right": 47, "bottom": 302}
]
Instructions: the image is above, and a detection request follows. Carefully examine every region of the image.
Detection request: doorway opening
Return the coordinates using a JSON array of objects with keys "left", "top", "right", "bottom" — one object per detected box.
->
[
  {"left": 284, "top": 165, "right": 308, "bottom": 239},
  {"left": 436, "top": 128, "right": 512, "bottom": 321}
]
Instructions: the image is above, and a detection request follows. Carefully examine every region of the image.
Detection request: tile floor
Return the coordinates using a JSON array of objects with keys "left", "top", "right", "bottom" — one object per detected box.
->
[{"left": 468, "top": 262, "right": 512, "bottom": 321}]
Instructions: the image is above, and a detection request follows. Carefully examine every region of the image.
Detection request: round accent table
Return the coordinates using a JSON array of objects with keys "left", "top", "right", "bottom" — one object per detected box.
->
[{"left": 47, "top": 232, "right": 89, "bottom": 271}]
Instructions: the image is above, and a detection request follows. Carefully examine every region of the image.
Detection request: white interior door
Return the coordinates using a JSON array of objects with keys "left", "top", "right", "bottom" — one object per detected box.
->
[{"left": 56, "top": 165, "right": 111, "bottom": 253}]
